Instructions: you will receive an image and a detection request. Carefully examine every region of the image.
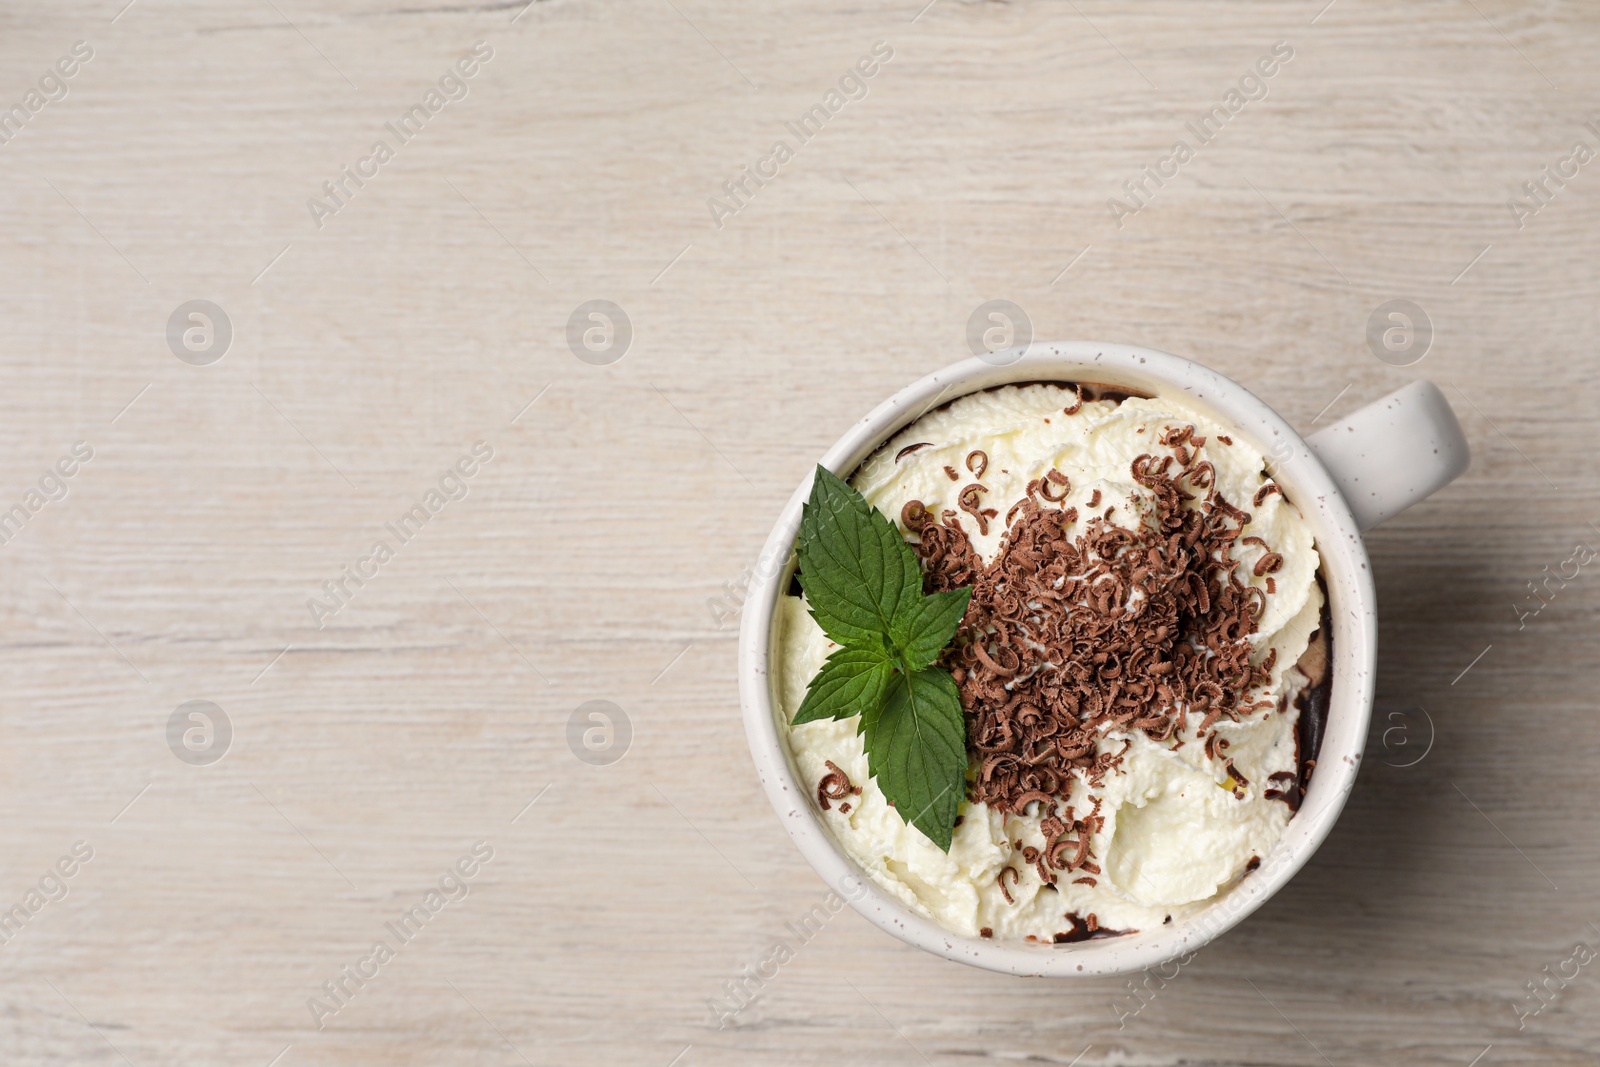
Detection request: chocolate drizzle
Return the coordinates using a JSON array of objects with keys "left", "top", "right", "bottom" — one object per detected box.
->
[
  {"left": 1051, "top": 912, "right": 1121, "bottom": 942},
  {"left": 1286, "top": 581, "right": 1333, "bottom": 809},
  {"left": 895, "top": 442, "right": 933, "bottom": 462}
]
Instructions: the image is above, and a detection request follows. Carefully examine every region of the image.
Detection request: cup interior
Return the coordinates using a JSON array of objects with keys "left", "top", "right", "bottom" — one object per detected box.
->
[{"left": 738, "top": 342, "right": 1376, "bottom": 977}]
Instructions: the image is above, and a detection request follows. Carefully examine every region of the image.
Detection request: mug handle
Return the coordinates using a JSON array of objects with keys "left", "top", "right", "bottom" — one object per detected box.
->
[{"left": 1305, "top": 380, "right": 1470, "bottom": 531}]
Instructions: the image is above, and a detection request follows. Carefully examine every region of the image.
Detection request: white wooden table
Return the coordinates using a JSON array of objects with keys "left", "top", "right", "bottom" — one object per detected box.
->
[{"left": 1, "top": 1, "right": 1597, "bottom": 1064}]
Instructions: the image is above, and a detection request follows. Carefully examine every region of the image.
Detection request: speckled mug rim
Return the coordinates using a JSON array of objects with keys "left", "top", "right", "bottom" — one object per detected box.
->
[{"left": 738, "top": 343, "right": 1374, "bottom": 977}]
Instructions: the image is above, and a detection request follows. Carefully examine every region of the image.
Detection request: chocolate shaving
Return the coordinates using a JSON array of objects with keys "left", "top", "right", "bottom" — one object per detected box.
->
[
  {"left": 1254, "top": 482, "right": 1281, "bottom": 506},
  {"left": 1034, "top": 469, "right": 1071, "bottom": 504},
  {"left": 905, "top": 430, "right": 1278, "bottom": 878},
  {"left": 966, "top": 450, "right": 989, "bottom": 479},
  {"left": 902, "top": 500, "right": 983, "bottom": 593},
  {"left": 997, "top": 865, "right": 1019, "bottom": 905},
  {"left": 1158, "top": 423, "right": 1193, "bottom": 448},
  {"left": 944, "top": 465, "right": 960, "bottom": 481},
  {"left": 816, "top": 760, "right": 861, "bottom": 811},
  {"left": 958, "top": 483, "right": 997, "bottom": 536},
  {"left": 1013, "top": 843, "right": 1058, "bottom": 886},
  {"left": 1063, "top": 384, "right": 1084, "bottom": 416}
]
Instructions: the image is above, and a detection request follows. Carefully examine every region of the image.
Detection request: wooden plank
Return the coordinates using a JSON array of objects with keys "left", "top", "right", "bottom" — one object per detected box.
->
[{"left": 0, "top": 1, "right": 1596, "bottom": 1064}]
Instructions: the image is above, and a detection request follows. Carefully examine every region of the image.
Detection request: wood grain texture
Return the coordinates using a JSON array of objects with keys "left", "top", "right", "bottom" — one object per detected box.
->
[{"left": 0, "top": 0, "right": 1597, "bottom": 1064}]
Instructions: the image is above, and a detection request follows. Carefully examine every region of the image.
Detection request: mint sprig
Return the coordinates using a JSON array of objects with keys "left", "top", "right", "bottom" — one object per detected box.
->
[{"left": 791, "top": 466, "right": 972, "bottom": 851}]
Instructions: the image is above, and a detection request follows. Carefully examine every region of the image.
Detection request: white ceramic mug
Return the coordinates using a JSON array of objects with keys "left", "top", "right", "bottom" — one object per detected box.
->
[{"left": 738, "top": 342, "right": 1469, "bottom": 977}]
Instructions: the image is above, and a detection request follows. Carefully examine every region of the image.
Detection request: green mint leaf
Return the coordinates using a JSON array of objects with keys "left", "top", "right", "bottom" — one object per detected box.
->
[
  {"left": 804, "top": 602, "right": 890, "bottom": 655},
  {"left": 892, "top": 587, "right": 973, "bottom": 672},
  {"left": 795, "top": 466, "right": 923, "bottom": 647},
  {"left": 790, "top": 465, "right": 973, "bottom": 851},
  {"left": 868, "top": 668, "right": 968, "bottom": 852},
  {"left": 792, "top": 647, "right": 894, "bottom": 725}
]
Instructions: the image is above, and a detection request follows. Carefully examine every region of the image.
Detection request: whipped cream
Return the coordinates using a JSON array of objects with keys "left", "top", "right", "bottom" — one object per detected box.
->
[{"left": 780, "top": 384, "right": 1324, "bottom": 940}]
